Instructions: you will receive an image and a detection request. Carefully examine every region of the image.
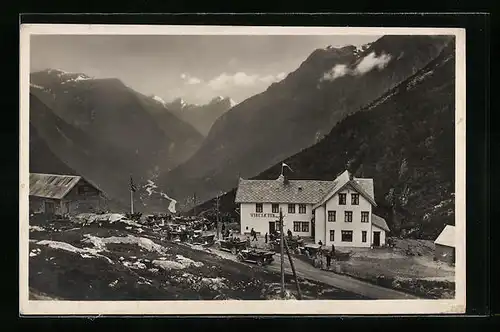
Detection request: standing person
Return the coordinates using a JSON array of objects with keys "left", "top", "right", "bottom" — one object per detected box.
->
[
  {"left": 287, "top": 229, "right": 292, "bottom": 239},
  {"left": 221, "top": 223, "right": 226, "bottom": 237},
  {"left": 326, "top": 250, "right": 332, "bottom": 269},
  {"left": 265, "top": 232, "right": 268, "bottom": 244},
  {"left": 318, "top": 240, "right": 323, "bottom": 246},
  {"left": 331, "top": 244, "right": 336, "bottom": 259}
]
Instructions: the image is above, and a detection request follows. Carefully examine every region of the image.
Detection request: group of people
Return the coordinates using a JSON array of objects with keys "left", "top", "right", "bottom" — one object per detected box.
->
[{"left": 314, "top": 242, "right": 336, "bottom": 270}]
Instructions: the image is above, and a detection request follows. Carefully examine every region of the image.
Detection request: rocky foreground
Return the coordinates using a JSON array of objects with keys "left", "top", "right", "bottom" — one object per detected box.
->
[{"left": 28, "top": 216, "right": 367, "bottom": 301}]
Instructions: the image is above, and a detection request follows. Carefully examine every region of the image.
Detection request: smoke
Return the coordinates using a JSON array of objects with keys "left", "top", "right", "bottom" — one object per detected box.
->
[
  {"left": 354, "top": 52, "right": 392, "bottom": 75},
  {"left": 320, "top": 51, "right": 392, "bottom": 82}
]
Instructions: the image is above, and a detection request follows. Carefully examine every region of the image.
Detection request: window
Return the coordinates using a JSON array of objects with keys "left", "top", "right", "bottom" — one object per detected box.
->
[
  {"left": 345, "top": 211, "right": 353, "bottom": 222},
  {"left": 341, "top": 230, "right": 353, "bottom": 242},
  {"left": 351, "top": 193, "right": 359, "bottom": 205},
  {"left": 361, "top": 211, "right": 369, "bottom": 223},
  {"left": 272, "top": 204, "right": 279, "bottom": 213},
  {"left": 256, "top": 203, "right": 263, "bottom": 213},
  {"left": 293, "top": 221, "right": 301, "bottom": 232},
  {"left": 288, "top": 204, "right": 296, "bottom": 213},
  {"left": 330, "top": 230, "right": 335, "bottom": 242},
  {"left": 339, "top": 193, "right": 347, "bottom": 205},
  {"left": 362, "top": 231, "right": 367, "bottom": 243},
  {"left": 301, "top": 222, "right": 309, "bottom": 232},
  {"left": 298, "top": 204, "right": 306, "bottom": 214},
  {"left": 328, "top": 210, "right": 336, "bottom": 222}
]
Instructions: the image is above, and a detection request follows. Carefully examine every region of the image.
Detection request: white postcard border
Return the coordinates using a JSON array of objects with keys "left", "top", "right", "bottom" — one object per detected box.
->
[{"left": 19, "top": 24, "right": 467, "bottom": 315}]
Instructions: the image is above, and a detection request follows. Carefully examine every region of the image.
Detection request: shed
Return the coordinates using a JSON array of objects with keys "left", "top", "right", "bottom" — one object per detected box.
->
[
  {"left": 29, "top": 173, "right": 107, "bottom": 216},
  {"left": 434, "top": 225, "right": 455, "bottom": 265}
]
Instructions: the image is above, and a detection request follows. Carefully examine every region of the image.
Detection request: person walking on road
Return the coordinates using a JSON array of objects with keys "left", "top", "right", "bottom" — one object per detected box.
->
[
  {"left": 264, "top": 232, "right": 268, "bottom": 244},
  {"left": 326, "top": 251, "right": 332, "bottom": 269},
  {"left": 251, "top": 228, "right": 258, "bottom": 241}
]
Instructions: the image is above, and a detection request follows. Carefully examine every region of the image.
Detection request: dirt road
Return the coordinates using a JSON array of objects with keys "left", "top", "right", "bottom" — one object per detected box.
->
[{"left": 267, "top": 254, "right": 419, "bottom": 299}]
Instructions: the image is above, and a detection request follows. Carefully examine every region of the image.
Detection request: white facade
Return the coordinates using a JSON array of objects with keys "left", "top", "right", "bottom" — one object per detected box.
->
[
  {"left": 240, "top": 202, "right": 313, "bottom": 236},
  {"left": 235, "top": 170, "right": 389, "bottom": 248}
]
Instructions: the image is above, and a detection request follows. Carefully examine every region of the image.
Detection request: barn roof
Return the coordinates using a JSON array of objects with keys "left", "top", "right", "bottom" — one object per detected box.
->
[
  {"left": 29, "top": 173, "right": 85, "bottom": 199},
  {"left": 235, "top": 170, "right": 376, "bottom": 206},
  {"left": 434, "top": 225, "right": 455, "bottom": 248},
  {"left": 372, "top": 214, "right": 390, "bottom": 232}
]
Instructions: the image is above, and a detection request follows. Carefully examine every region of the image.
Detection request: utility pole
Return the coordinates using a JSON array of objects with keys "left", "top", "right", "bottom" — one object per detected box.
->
[
  {"left": 193, "top": 192, "right": 197, "bottom": 216},
  {"left": 279, "top": 208, "right": 285, "bottom": 299},
  {"left": 216, "top": 193, "right": 220, "bottom": 239},
  {"left": 130, "top": 189, "right": 134, "bottom": 214},
  {"left": 284, "top": 236, "right": 302, "bottom": 299}
]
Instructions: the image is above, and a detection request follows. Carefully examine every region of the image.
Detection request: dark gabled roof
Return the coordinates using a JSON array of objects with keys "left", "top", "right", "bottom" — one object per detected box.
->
[
  {"left": 29, "top": 173, "right": 101, "bottom": 200},
  {"left": 372, "top": 214, "right": 390, "bottom": 232},
  {"left": 235, "top": 170, "right": 376, "bottom": 207},
  {"left": 235, "top": 176, "right": 336, "bottom": 204}
]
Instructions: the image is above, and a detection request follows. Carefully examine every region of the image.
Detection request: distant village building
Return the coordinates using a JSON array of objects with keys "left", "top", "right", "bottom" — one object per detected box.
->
[
  {"left": 29, "top": 173, "right": 107, "bottom": 216},
  {"left": 434, "top": 225, "right": 455, "bottom": 265},
  {"left": 234, "top": 170, "right": 389, "bottom": 248}
]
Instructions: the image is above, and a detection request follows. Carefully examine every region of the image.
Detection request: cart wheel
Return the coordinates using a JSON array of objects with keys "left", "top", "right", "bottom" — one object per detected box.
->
[
  {"left": 236, "top": 254, "right": 243, "bottom": 261},
  {"left": 231, "top": 247, "right": 237, "bottom": 255},
  {"left": 257, "top": 259, "right": 263, "bottom": 267}
]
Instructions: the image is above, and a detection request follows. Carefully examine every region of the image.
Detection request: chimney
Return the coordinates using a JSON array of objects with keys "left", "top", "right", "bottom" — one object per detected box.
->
[{"left": 283, "top": 175, "right": 290, "bottom": 185}]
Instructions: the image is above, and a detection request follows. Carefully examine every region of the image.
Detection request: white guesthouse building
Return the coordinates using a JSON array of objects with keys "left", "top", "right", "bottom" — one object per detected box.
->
[{"left": 234, "top": 170, "right": 390, "bottom": 248}]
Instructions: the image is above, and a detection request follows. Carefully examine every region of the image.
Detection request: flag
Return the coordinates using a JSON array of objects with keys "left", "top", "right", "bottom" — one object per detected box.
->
[
  {"left": 282, "top": 162, "right": 293, "bottom": 172},
  {"left": 130, "top": 176, "right": 137, "bottom": 192}
]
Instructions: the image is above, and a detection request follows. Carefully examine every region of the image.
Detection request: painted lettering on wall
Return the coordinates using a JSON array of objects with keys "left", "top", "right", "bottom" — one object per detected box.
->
[{"left": 250, "top": 213, "right": 279, "bottom": 218}]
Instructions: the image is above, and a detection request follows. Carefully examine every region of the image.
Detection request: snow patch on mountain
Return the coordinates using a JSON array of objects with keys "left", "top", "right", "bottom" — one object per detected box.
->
[
  {"left": 152, "top": 95, "right": 167, "bottom": 107},
  {"left": 30, "top": 83, "right": 45, "bottom": 90},
  {"left": 142, "top": 179, "right": 177, "bottom": 213}
]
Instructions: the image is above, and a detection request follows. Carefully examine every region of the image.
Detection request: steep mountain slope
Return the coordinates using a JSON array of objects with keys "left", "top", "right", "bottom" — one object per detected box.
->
[
  {"left": 29, "top": 93, "right": 146, "bottom": 210},
  {"left": 30, "top": 70, "right": 203, "bottom": 171},
  {"left": 159, "top": 35, "right": 453, "bottom": 210},
  {"left": 29, "top": 123, "right": 77, "bottom": 175},
  {"left": 164, "top": 96, "right": 237, "bottom": 136},
  {"left": 192, "top": 40, "right": 456, "bottom": 240}
]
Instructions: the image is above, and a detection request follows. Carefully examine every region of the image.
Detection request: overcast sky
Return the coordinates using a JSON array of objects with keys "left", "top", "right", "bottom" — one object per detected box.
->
[{"left": 30, "top": 34, "right": 381, "bottom": 105}]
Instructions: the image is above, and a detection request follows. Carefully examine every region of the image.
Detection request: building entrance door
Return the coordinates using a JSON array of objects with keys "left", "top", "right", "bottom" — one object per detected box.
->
[
  {"left": 373, "top": 231, "right": 381, "bottom": 247},
  {"left": 44, "top": 201, "right": 55, "bottom": 214},
  {"left": 269, "top": 221, "right": 275, "bottom": 234}
]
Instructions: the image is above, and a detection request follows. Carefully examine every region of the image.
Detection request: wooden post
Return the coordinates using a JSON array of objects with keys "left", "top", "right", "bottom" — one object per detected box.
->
[
  {"left": 216, "top": 193, "right": 220, "bottom": 239},
  {"left": 279, "top": 209, "right": 285, "bottom": 299},
  {"left": 130, "top": 189, "right": 134, "bottom": 214},
  {"left": 193, "top": 192, "right": 197, "bottom": 216},
  {"left": 284, "top": 236, "right": 302, "bottom": 300}
]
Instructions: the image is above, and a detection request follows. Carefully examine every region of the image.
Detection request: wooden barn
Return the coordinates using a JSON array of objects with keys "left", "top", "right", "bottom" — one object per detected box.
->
[
  {"left": 434, "top": 225, "right": 455, "bottom": 265},
  {"left": 29, "top": 173, "right": 107, "bottom": 216}
]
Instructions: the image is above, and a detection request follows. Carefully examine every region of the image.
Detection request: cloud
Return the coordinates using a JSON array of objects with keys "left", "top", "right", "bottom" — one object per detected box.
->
[
  {"left": 180, "top": 73, "right": 202, "bottom": 85},
  {"left": 322, "top": 64, "right": 349, "bottom": 81},
  {"left": 354, "top": 52, "right": 392, "bottom": 75},
  {"left": 320, "top": 52, "right": 392, "bottom": 82},
  {"left": 207, "top": 72, "right": 286, "bottom": 90}
]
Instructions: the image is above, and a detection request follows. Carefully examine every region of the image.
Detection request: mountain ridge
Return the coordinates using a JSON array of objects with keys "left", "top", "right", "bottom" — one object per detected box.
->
[
  {"left": 190, "top": 39, "right": 456, "bottom": 240},
  {"left": 159, "top": 35, "right": 453, "bottom": 211}
]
